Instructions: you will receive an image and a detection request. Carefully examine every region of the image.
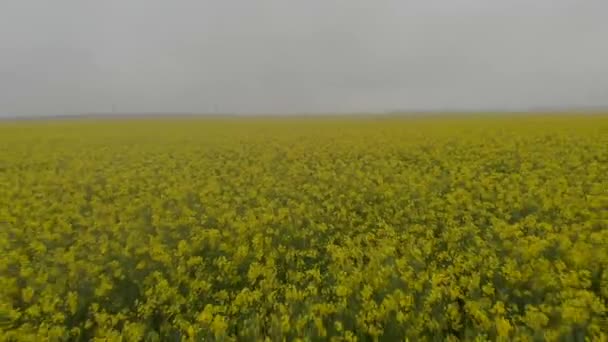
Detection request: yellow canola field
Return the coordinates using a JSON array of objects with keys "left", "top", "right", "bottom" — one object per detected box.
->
[{"left": 0, "top": 115, "right": 607, "bottom": 341}]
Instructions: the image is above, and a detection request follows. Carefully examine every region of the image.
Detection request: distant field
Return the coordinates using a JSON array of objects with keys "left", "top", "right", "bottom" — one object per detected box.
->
[{"left": 1, "top": 115, "right": 607, "bottom": 341}]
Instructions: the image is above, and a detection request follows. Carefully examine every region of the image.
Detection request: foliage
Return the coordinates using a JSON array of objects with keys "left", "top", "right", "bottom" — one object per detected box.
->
[{"left": 0, "top": 115, "right": 607, "bottom": 341}]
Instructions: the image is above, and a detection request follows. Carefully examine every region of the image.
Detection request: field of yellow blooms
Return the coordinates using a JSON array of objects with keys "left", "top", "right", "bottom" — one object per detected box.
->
[{"left": 0, "top": 115, "right": 607, "bottom": 341}]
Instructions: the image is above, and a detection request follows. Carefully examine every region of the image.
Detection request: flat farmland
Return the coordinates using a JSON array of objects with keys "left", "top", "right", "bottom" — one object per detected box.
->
[{"left": 1, "top": 115, "right": 607, "bottom": 341}]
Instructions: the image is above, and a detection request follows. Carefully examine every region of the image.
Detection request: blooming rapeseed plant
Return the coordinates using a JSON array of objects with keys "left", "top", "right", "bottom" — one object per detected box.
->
[{"left": 0, "top": 115, "right": 606, "bottom": 340}]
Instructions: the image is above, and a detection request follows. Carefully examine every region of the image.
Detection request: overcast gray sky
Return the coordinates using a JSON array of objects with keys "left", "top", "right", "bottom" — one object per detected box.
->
[{"left": 1, "top": 0, "right": 607, "bottom": 115}]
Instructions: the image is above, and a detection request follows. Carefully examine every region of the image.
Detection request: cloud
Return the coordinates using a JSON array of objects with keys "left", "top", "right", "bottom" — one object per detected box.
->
[{"left": 1, "top": 0, "right": 607, "bottom": 115}]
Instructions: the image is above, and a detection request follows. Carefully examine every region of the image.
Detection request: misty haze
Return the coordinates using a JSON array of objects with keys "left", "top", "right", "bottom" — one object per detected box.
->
[
  {"left": 2, "top": 0, "right": 608, "bottom": 116},
  {"left": 1, "top": 1, "right": 607, "bottom": 341}
]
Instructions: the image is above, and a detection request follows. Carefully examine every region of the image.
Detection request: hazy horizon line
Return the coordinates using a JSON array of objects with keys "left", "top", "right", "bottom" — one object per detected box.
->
[{"left": 2, "top": 107, "right": 607, "bottom": 121}]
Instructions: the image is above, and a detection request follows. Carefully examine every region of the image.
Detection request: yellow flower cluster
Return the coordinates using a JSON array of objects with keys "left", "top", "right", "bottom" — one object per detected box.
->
[{"left": 0, "top": 115, "right": 607, "bottom": 341}]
